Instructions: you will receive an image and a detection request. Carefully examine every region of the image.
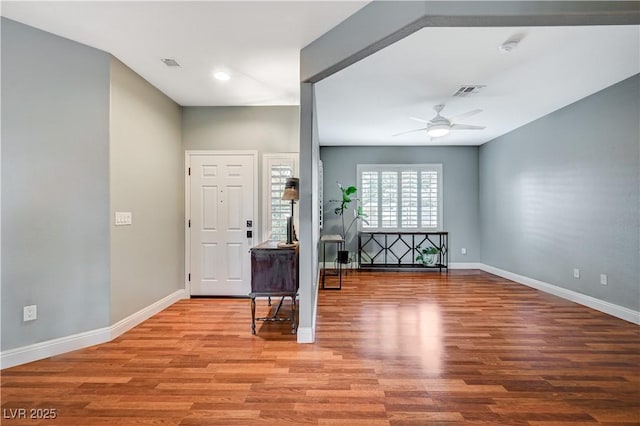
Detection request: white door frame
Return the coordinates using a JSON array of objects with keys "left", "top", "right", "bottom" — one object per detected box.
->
[{"left": 184, "top": 150, "right": 259, "bottom": 296}]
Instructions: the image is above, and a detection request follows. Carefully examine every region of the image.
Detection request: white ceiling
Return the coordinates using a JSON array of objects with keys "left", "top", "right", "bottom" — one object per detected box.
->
[
  {"left": 1, "top": 1, "right": 367, "bottom": 106},
  {"left": 2, "top": 3, "right": 638, "bottom": 146},
  {"left": 315, "top": 25, "right": 640, "bottom": 146}
]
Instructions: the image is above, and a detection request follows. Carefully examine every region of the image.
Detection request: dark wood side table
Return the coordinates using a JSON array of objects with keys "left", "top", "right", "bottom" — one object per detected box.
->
[{"left": 249, "top": 241, "right": 299, "bottom": 334}]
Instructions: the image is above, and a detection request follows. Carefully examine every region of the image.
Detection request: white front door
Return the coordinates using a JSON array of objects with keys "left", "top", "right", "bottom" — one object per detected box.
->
[{"left": 188, "top": 152, "right": 256, "bottom": 296}]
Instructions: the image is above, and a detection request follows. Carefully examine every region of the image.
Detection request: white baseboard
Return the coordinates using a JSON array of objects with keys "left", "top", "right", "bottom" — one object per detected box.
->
[
  {"left": 449, "top": 262, "right": 483, "bottom": 269},
  {"left": 320, "top": 262, "right": 482, "bottom": 270},
  {"left": 296, "top": 327, "right": 315, "bottom": 343},
  {"left": 480, "top": 264, "right": 640, "bottom": 325},
  {"left": 297, "top": 269, "right": 320, "bottom": 344},
  {"left": 0, "top": 326, "right": 111, "bottom": 371},
  {"left": 110, "top": 289, "right": 187, "bottom": 339},
  {"left": 1, "top": 289, "right": 186, "bottom": 370}
]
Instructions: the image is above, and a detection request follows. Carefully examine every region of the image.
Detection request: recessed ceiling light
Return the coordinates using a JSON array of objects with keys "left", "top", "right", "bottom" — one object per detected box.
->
[
  {"left": 213, "top": 71, "right": 231, "bottom": 81},
  {"left": 498, "top": 36, "right": 522, "bottom": 53}
]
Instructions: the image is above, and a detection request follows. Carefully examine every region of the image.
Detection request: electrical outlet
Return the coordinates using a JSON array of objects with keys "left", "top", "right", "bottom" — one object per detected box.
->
[
  {"left": 461, "top": 248, "right": 467, "bottom": 255},
  {"left": 600, "top": 274, "right": 608, "bottom": 286},
  {"left": 23, "top": 305, "right": 37, "bottom": 322},
  {"left": 573, "top": 268, "right": 580, "bottom": 279}
]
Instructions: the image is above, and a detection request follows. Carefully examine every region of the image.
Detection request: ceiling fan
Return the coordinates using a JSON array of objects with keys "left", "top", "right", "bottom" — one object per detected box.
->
[{"left": 394, "top": 104, "right": 486, "bottom": 138}]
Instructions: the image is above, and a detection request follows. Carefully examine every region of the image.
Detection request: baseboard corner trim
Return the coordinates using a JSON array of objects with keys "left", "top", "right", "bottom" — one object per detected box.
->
[
  {"left": 480, "top": 264, "right": 640, "bottom": 325},
  {"left": 297, "top": 327, "right": 315, "bottom": 344},
  {"left": 297, "top": 269, "right": 320, "bottom": 344},
  {"left": 110, "top": 289, "right": 186, "bottom": 339}
]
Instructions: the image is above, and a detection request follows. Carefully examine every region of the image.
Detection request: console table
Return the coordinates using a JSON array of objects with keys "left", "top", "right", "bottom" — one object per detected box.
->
[
  {"left": 358, "top": 231, "right": 449, "bottom": 271},
  {"left": 249, "top": 241, "right": 299, "bottom": 334}
]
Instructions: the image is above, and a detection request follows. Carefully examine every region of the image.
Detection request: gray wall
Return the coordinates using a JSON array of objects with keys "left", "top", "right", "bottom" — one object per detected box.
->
[
  {"left": 320, "top": 146, "right": 480, "bottom": 263},
  {"left": 480, "top": 74, "right": 640, "bottom": 311},
  {"left": 182, "top": 106, "right": 299, "bottom": 152},
  {"left": 1, "top": 18, "right": 111, "bottom": 350},
  {"left": 109, "top": 58, "right": 183, "bottom": 323}
]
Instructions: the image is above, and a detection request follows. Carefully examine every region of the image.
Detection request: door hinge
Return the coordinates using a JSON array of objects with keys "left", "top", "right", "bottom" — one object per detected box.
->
[
  {"left": 188, "top": 219, "right": 191, "bottom": 228},
  {"left": 188, "top": 167, "right": 191, "bottom": 176},
  {"left": 188, "top": 273, "right": 191, "bottom": 282}
]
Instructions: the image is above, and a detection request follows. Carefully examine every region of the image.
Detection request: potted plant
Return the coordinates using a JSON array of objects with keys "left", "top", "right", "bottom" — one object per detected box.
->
[
  {"left": 332, "top": 182, "right": 368, "bottom": 264},
  {"left": 416, "top": 245, "right": 440, "bottom": 266}
]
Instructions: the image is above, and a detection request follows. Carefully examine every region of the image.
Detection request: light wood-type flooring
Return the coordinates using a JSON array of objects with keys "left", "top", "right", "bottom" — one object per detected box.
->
[{"left": 2, "top": 270, "right": 639, "bottom": 425}]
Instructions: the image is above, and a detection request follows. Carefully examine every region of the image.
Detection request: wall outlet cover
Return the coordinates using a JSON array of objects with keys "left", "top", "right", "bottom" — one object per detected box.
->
[
  {"left": 573, "top": 268, "right": 580, "bottom": 278},
  {"left": 23, "top": 305, "right": 37, "bottom": 322}
]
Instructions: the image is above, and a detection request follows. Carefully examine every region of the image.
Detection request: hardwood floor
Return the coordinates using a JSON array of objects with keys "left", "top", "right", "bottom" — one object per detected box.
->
[{"left": 2, "top": 270, "right": 639, "bottom": 425}]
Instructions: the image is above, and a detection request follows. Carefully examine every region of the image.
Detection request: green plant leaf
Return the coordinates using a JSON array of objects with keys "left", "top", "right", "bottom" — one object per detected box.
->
[{"left": 345, "top": 186, "right": 357, "bottom": 195}]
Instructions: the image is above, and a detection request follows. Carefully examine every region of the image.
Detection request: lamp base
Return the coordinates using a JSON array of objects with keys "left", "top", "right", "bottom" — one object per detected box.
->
[{"left": 277, "top": 241, "right": 298, "bottom": 248}]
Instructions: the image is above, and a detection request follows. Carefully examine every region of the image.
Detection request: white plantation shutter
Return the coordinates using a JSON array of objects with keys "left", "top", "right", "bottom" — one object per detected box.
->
[
  {"left": 361, "top": 171, "right": 378, "bottom": 229},
  {"left": 270, "top": 165, "right": 293, "bottom": 241},
  {"left": 263, "top": 154, "right": 298, "bottom": 241},
  {"left": 421, "top": 170, "right": 439, "bottom": 228},
  {"left": 381, "top": 171, "right": 398, "bottom": 228},
  {"left": 401, "top": 171, "right": 418, "bottom": 228},
  {"left": 357, "top": 164, "right": 443, "bottom": 231}
]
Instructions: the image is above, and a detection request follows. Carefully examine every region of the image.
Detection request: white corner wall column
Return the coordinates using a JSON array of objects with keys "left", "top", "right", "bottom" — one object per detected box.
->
[{"left": 297, "top": 83, "right": 318, "bottom": 343}]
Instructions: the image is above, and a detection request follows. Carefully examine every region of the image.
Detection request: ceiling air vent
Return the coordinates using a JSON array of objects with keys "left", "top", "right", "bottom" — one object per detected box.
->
[
  {"left": 161, "top": 58, "right": 181, "bottom": 67},
  {"left": 452, "top": 85, "right": 485, "bottom": 97}
]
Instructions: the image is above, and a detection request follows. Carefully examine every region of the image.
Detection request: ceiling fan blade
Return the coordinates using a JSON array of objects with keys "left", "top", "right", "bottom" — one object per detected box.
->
[
  {"left": 392, "top": 127, "right": 428, "bottom": 137},
  {"left": 409, "top": 116, "right": 428, "bottom": 123},
  {"left": 449, "top": 109, "right": 482, "bottom": 121},
  {"left": 451, "top": 123, "right": 486, "bottom": 130}
]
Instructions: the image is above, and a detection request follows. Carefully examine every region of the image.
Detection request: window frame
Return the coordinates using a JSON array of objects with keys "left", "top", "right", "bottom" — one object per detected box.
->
[
  {"left": 262, "top": 153, "right": 299, "bottom": 241},
  {"left": 357, "top": 163, "right": 443, "bottom": 232}
]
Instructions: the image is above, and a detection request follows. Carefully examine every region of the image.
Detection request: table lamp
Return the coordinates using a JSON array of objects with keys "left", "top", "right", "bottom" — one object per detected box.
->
[{"left": 280, "top": 177, "right": 299, "bottom": 246}]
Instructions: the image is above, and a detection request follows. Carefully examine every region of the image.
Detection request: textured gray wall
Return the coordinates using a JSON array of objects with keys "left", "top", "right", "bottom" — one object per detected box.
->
[
  {"left": 480, "top": 74, "right": 640, "bottom": 311},
  {"left": 320, "top": 146, "right": 480, "bottom": 263},
  {"left": 1, "top": 19, "right": 111, "bottom": 350},
  {"left": 109, "top": 58, "right": 183, "bottom": 323}
]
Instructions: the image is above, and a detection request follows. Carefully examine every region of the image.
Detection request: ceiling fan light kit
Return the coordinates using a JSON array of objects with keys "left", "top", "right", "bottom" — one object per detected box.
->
[
  {"left": 427, "top": 123, "right": 450, "bottom": 138},
  {"left": 395, "top": 104, "right": 486, "bottom": 139},
  {"left": 213, "top": 71, "right": 231, "bottom": 81}
]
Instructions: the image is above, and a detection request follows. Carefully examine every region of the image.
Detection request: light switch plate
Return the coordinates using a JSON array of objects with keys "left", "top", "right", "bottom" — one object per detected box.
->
[{"left": 115, "top": 211, "right": 132, "bottom": 226}]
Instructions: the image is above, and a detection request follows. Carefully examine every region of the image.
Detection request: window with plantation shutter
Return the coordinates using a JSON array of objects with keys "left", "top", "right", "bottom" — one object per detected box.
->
[
  {"left": 360, "top": 171, "right": 379, "bottom": 229},
  {"left": 357, "top": 164, "right": 443, "bottom": 231},
  {"left": 263, "top": 154, "right": 298, "bottom": 241}
]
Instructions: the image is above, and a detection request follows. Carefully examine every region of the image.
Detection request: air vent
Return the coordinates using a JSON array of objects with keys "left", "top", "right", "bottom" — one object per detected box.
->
[
  {"left": 161, "top": 58, "right": 181, "bottom": 67},
  {"left": 453, "top": 85, "right": 485, "bottom": 97}
]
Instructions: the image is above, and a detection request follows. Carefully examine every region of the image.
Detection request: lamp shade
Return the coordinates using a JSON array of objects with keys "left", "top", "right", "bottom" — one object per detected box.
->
[{"left": 281, "top": 177, "right": 299, "bottom": 201}]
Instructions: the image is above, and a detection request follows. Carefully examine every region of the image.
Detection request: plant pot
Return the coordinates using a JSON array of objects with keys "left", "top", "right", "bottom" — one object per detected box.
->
[
  {"left": 337, "top": 250, "right": 350, "bottom": 264},
  {"left": 418, "top": 253, "right": 438, "bottom": 266}
]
